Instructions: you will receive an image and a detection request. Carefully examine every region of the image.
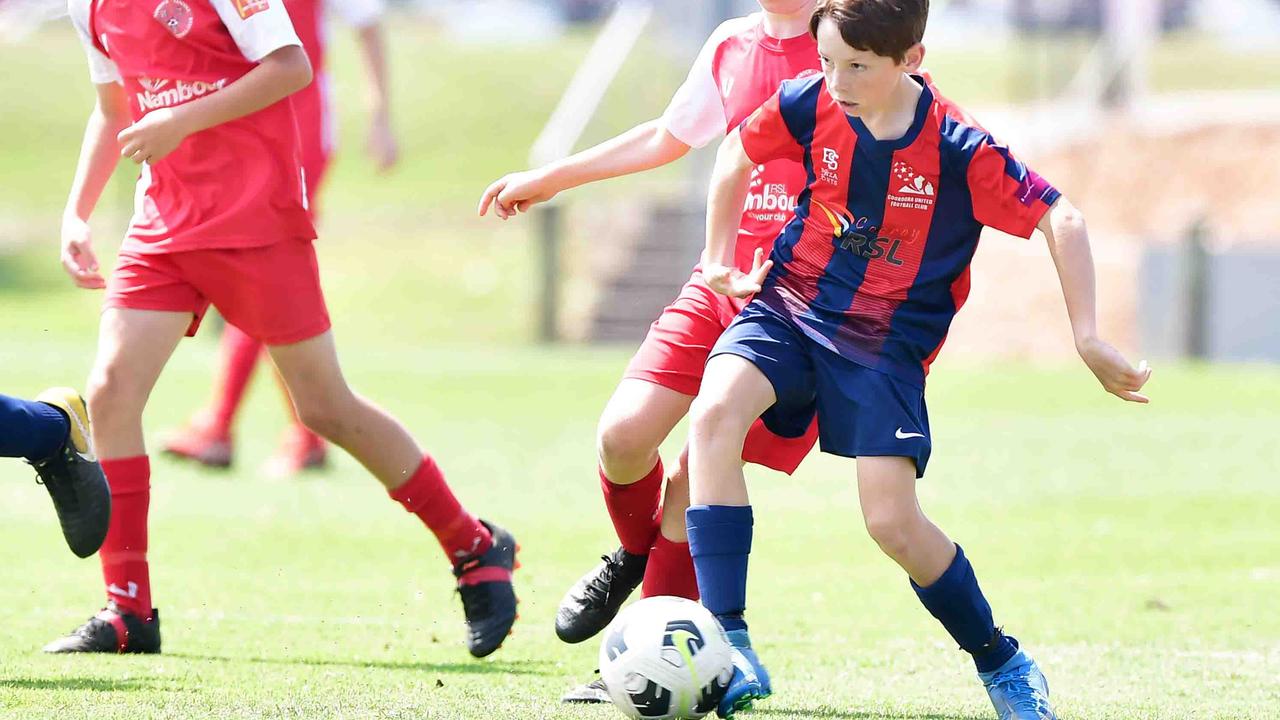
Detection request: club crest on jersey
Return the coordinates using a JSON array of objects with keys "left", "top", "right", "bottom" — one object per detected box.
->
[
  {"left": 233, "top": 0, "right": 271, "bottom": 20},
  {"left": 889, "top": 160, "right": 936, "bottom": 211},
  {"left": 820, "top": 147, "right": 841, "bottom": 185},
  {"left": 153, "top": 0, "right": 193, "bottom": 38}
]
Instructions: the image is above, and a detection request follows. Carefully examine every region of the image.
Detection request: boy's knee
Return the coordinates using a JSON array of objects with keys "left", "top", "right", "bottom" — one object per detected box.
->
[
  {"left": 596, "top": 414, "right": 659, "bottom": 469},
  {"left": 689, "top": 394, "right": 750, "bottom": 440},
  {"left": 86, "top": 364, "right": 140, "bottom": 423},
  {"left": 293, "top": 391, "right": 356, "bottom": 441},
  {"left": 863, "top": 512, "right": 916, "bottom": 560}
]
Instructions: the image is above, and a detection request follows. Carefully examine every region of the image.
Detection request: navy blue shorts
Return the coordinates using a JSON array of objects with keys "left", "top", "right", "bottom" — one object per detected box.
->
[{"left": 709, "top": 302, "right": 932, "bottom": 478}]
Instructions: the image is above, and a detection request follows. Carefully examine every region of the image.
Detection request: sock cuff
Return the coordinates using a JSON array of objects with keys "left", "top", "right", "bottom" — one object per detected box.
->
[
  {"left": 599, "top": 457, "right": 664, "bottom": 494},
  {"left": 101, "top": 455, "right": 151, "bottom": 494},
  {"left": 389, "top": 455, "right": 443, "bottom": 511},
  {"left": 686, "top": 504, "right": 753, "bottom": 557},
  {"left": 652, "top": 534, "right": 688, "bottom": 552},
  {"left": 911, "top": 542, "right": 967, "bottom": 597}
]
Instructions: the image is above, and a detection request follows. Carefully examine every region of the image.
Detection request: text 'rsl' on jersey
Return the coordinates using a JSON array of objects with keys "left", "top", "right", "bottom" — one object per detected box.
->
[{"left": 739, "top": 74, "right": 1060, "bottom": 387}]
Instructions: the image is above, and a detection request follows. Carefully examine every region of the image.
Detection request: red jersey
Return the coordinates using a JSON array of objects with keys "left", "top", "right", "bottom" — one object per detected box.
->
[
  {"left": 70, "top": 0, "right": 314, "bottom": 253},
  {"left": 660, "top": 13, "right": 819, "bottom": 273}
]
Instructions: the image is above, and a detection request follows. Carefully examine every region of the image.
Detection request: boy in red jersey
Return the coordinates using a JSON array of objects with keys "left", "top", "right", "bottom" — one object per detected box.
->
[
  {"left": 162, "top": 0, "right": 398, "bottom": 476},
  {"left": 686, "top": 0, "right": 1151, "bottom": 717},
  {"left": 49, "top": 0, "right": 515, "bottom": 658},
  {"left": 479, "top": 0, "right": 820, "bottom": 702}
]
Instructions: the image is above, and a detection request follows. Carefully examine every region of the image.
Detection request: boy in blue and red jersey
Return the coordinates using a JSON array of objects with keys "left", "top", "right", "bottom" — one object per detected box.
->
[{"left": 689, "top": 1, "right": 1152, "bottom": 718}]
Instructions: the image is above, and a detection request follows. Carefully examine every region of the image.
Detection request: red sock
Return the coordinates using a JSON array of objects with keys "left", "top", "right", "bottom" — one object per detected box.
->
[
  {"left": 209, "top": 324, "right": 263, "bottom": 435},
  {"left": 642, "top": 533, "right": 699, "bottom": 600},
  {"left": 389, "top": 455, "right": 493, "bottom": 567},
  {"left": 600, "top": 460, "right": 662, "bottom": 555},
  {"left": 99, "top": 456, "right": 152, "bottom": 619}
]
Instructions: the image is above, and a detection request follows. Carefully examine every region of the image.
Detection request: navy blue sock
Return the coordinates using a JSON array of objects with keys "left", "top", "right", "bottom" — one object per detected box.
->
[
  {"left": 686, "top": 504, "right": 753, "bottom": 633},
  {"left": 912, "top": 544, "right": 1018, "bottom": 673},
  {"left": 0, "top": 394, "right": 69, "bottom": 462}
]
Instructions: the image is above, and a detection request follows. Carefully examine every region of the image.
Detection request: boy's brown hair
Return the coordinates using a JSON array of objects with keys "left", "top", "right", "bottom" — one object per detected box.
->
[{"left": 808, "top": 0, "right": 929, "bottom": 63}]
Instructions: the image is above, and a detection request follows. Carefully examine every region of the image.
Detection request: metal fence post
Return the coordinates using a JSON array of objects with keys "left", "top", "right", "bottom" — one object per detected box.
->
[
  {"left": 536, "top": 204, "right": 562, "bottom": 343},
  {"left": 1184, "top": 218, "right": 1209, "bottom": 360}
]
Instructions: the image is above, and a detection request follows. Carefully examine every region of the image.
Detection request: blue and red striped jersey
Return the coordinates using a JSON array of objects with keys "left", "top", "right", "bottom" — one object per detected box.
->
[{"left": 739, "top": 74, "right": 1060, "bottom": 387}]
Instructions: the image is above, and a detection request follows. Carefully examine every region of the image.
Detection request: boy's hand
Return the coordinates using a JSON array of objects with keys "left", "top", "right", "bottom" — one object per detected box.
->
[
  {"left": 703, "top": 247, "right": 772, "bottom": 298},
  {"left": 1077, "top": 336, "right": 1152, "bottom": 403},
  {"left": 60, "top": 215, "right": 105, "bottom": 290},
  {"left": 117, "top": 108, "right": 190, "bottom": 165},
  {"left": 366, "top": 110, "right": 399, "bottom": 173},
  {"left": 477, "top": 169, "right": 557, "bottom": 219}
]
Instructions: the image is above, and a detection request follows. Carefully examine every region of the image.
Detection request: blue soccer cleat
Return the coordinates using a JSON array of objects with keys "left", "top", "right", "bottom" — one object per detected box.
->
[
  {"left": 717, "top": 629, "right": 772, "bottom": 718},
  {"left": 979, "top": 648, "right": 1057, "bottom": 720}
]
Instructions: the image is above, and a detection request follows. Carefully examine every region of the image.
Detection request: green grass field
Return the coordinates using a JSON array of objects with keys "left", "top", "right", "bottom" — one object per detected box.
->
[{"left": 1, "top": 17, "right": 1279, "bottom": 720}]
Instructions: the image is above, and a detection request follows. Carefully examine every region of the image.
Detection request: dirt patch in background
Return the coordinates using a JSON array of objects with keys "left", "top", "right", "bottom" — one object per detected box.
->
[{"left": 946, "top": 120, "right": 1279, "bottom": 363}]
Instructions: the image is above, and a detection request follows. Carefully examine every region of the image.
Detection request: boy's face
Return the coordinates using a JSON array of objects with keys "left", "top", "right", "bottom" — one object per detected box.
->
[
  {"left": 757, "top": 0, "right": 814, "bottom": 15},
  {"left": 816, "top": 17, "right": 923, "bottom": 117}
]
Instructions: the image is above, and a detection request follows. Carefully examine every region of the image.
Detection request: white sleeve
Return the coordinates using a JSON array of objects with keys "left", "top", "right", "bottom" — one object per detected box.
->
[
  {"left": 326, "top": 0, "right": 384, "bottom": 29},
  {"left": 659, "top": 20, "right": 738, "bottom": 149},
  {"left": 67, "top": 0, "right": 121, "bottom": 84},
  {"left": 209, "top": 0, "right": 302, "bottom": 62}
]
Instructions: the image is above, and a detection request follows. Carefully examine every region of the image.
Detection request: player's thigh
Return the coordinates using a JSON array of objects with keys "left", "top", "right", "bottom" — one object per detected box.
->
[
  {"left": 266, "top": 330, "right": 351, "bottom": 406},
  {"left": 855, "top": 456, "right": 922, "bottom": 524},
  {"left": 597, "top": 378, "right": 694, "bottom": 459},
  {"left": 693, "top": 353, "right": 778, "bottom": 435},
  {"left": 89, "top": 308, "right": 191, "bottom": 409}
]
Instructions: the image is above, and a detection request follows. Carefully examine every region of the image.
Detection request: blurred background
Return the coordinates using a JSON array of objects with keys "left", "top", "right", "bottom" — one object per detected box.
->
[{"left": 1, "top": 0, "right": 1277, "bottom": 363}]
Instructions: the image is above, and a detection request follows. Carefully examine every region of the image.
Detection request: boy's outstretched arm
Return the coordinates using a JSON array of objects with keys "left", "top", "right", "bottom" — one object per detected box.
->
[
  {"left": 61, "top": 81, "right": 131, "bottom": 289},
  {"left": 701, "top": 129, "right": 769, "bottom": 298},
  {"left": 477, "top": 118, "right": 691, "bottom": 219},
  {"left": 117, "top": 45, "right": 312, "bottom": 166},
  {"left": 1040, "top": 197, "right": 1153, "bottom": 403},
  {"left": 354, "top": 22, "right": 398, "bottom": 172}
]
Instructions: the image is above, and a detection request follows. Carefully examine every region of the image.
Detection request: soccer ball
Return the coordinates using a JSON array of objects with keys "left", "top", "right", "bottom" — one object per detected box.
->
[{"left": 598, "top": 596, "right": 734, "bottom": 719}]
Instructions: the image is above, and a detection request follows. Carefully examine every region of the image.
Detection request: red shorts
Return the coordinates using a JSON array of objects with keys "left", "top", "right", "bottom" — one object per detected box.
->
[
  {"left": 623, "top": 270, "right": 818, "bottom": 475},
  {"left": 104, "top": 238, "right": 331, "bottom": 346}
]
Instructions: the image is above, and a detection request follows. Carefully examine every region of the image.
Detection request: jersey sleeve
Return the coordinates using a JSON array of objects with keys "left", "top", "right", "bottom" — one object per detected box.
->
[
  {"left": 326, "top": 0, "right": 384, "bottom": 28},
  {"left": 658, "top": 23, "right": 731, "bottom": 149},
  {"left": 967, "top": 135, "right": 1061, "bottom": 239},
  {"left": 738, "top": 86, "right": 803, "bottom": 165},
  {"left": 209, "top": 0, "right": 302, "bottom": 62},
  {"left": 67, "top": 0, "right": 121, "bottom": 84}
]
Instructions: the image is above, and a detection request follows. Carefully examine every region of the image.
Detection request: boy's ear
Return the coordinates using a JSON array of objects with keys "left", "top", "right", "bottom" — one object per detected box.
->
[{"left": 901, "top": 43, "right": 926, "bottom": 72}]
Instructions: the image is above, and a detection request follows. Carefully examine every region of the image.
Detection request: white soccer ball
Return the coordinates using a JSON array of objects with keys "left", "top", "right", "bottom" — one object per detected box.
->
[{"left": 598, "top": 596, "right": 735, "bottom": 720}]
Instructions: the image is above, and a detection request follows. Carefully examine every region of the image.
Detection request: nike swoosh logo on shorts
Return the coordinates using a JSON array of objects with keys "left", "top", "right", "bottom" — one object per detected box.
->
[{"left": 895, "top": 428, "right": 925, "bottom": 440}]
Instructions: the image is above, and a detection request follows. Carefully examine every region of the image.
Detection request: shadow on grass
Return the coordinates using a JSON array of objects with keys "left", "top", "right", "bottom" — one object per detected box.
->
[
  {"left": 754, "top": 708, "right": 987, "bottom": 720},
  {"left": 167, "top": 652, "right": 555, "bottom": 676},
  {"left": 0, "top": 677, "right": 161, "bottom": 692}
]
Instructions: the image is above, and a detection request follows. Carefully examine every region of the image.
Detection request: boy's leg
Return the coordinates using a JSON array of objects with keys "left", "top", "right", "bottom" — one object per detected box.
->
[
  {"left": 641, "top": 445, "right": 699, "bottom": 600},
  {"left": 2, "top": 390, "right": 113, "bottom": 559},
  {"left": 267, "top": 330, "right": 517, "bottom": 658},
  {"left": 163, "top": 323, "right": 261, "bottom": 468},
  {"left": 856, "top": 457, "right": 1055, "bottom": 719},
  {"left": 686, "top": 353, "right": 778, "bottom": 718},
  {"left": 46, "top": 308, "right": 190, "bottom": 654},
  {"left": 0, "top": 393, "right": 70, "bottom": 461}
]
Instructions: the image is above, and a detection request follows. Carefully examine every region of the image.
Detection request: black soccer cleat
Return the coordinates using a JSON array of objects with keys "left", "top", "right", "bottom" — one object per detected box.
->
[
  {"left": 43, "top": 601, "right": 161, "bottom": 654},
  {"left": 555, "top": 546, "right": 648, "bottom": 644},
  {"left": 453, "top": 520, "right": 519, "bottom": 658},
  {"left": 29, "top": 388, "right": 111, "bottom": 558},
  {"left": 562, "top": 674, "right": 611, "bottom": 704}
]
